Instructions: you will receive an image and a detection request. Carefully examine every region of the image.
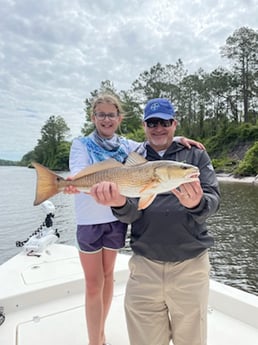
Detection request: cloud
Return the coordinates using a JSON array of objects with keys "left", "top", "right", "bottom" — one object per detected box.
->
[{"left": 0, "top": 0, "right": 257, "bottom": 160}]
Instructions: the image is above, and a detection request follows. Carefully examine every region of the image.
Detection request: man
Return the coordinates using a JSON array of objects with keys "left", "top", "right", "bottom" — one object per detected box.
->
[{"left": 90, "top": 98, "right": 220, "bottom": 345}]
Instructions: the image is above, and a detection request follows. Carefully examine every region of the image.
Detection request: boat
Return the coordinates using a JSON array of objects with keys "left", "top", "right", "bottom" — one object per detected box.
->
[{"left": 0, "top": 202, "right": 258, "bottom": 345}]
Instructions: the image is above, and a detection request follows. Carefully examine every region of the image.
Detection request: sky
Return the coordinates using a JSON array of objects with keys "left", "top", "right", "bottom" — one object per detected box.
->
[{"left": 0, "top": 0, "right": 257, "bottom": 161}]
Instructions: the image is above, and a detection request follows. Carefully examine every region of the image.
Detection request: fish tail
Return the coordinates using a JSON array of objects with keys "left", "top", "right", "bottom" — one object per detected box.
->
[{"left": 32, "top": 162, "right": 64, "bottom": 206}]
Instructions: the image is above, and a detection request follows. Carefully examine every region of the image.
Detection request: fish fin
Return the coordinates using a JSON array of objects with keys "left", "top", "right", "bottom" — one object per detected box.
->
[
  {"left": 138, "top": 194, "right": 156, "bottom": 210},
  {"left": 74, "top": 159, "right": 123, "bottom": 179},
  {"left": 124, "top": 152, "right": 147, "bottom": 167},
  {"left": 32, "top": 162, "right": 64, "bottom": 206},
  {"left": 139, "top": 180, "right": 159, "bottom": 193}
]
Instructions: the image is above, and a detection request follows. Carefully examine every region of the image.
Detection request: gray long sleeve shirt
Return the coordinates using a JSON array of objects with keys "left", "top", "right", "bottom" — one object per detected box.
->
[{"left": 112, "top": 142, "right": 221, "bottom": 262}]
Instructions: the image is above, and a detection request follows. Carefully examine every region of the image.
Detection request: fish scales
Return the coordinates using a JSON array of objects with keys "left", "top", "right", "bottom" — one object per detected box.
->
[
  {"left": 68, "top": 165, "right": 156, "bottom": 195},
  {"left": 32, "top": 153, "right": 199, "bottom": 209}
]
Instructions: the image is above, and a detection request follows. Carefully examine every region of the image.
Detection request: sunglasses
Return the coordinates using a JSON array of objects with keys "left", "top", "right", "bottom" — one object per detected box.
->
[{"left": 146, "top": 118, "right": 173, "bottom": 128}]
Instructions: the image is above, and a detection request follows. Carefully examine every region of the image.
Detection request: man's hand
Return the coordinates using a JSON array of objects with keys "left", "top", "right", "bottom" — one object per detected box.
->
[
  {"left": 90, "top": 181, "right": 126, "bottom": 207},
  {"left": 172, "top": 180, "right": 203, "bottom": 208}
]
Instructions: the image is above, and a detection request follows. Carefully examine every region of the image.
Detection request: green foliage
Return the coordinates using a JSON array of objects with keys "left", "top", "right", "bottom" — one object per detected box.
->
[
  {"left": 237, "top": 123, "right": 258, "bottom": 140},
  {"left": 211, "top": 158, "right": 239, "bottom": 174},
  {"left": 20, "top": 151, "right": 37, "bottom": 166},
  {"left": 54, "top": 141, "right": 71, "bottom": 171},
  {"left": 205, "top": 123, "right": 258, "bottom": 158},
  {"left": 119, "top": 91, "right": 143, "bottom": 136},
  {"left": 234, "top": 142, "right": 258, "bottom": 176},
  {"left": 30, "top": 115, "right": 70, "bottom": 170},
  {"left": 125, "top": 127, "right": 145, "bottom": 142}
]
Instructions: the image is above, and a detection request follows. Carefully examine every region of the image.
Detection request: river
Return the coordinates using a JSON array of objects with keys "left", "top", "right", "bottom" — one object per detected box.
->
[{"left": 0, "top": 166, "right": 257, "bottom": 296}]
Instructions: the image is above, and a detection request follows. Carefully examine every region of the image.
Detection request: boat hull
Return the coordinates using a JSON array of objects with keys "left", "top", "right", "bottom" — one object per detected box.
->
[{"left": 0, "top": 244, "right": 257, "bottom": 345}]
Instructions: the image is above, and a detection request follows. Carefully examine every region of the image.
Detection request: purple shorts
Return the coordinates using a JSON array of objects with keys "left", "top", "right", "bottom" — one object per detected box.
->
[{"left": 77, "top": 221, "right": 128, "bottom": 253}]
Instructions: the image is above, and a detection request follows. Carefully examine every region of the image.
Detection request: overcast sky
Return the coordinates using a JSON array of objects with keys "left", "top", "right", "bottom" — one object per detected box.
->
[{"left": 1, "top": 0, "right": 257, "bottom": 161}]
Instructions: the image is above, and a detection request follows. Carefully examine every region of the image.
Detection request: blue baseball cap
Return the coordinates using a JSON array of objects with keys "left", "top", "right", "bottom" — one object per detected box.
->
[{"left": 144, "top": 98, "right": 175, "bottom": 121}]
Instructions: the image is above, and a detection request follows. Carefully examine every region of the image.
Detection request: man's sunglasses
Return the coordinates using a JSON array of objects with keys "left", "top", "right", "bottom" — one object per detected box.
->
[{"left": 146, "top": 118, "right": 173, "bottom": 128}]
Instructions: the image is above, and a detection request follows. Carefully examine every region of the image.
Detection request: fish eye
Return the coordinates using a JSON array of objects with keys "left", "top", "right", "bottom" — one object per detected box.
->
[{"left": 181, "top": 166, "right": 189, "bottom": 170}]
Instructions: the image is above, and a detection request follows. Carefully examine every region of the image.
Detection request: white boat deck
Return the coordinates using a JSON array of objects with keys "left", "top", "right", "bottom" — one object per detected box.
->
[{"left": 0, "top": 244, "right": 258, "bottom": 345}]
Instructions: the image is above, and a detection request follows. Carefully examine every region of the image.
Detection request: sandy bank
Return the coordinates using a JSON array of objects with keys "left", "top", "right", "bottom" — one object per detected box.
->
[{"left": 217, "top": 173, "right": 258, "bottom": 184}]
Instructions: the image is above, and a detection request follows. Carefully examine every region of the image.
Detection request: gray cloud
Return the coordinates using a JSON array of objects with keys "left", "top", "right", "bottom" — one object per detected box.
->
[{"left": 0, "top": 0, "right": 257, "bottom": 160}]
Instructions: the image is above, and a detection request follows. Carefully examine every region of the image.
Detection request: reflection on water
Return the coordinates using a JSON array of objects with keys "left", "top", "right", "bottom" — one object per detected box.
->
[
  {"left": 208, "top": 182, "right": 258, "bottom": 295},
  {"left": 0, "top": 167, "right": 257, "bottom": 296}
]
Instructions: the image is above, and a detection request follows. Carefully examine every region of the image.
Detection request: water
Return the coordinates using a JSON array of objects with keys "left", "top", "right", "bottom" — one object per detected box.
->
[
  {"left": 0, "top": 166, "right": 257, "bottom": 296},
  {"left": 0, "top": 166, "right": 77, "bottom": 263},
  {"left": 208, "top": 181, "right": 258, "bottom": 295}
]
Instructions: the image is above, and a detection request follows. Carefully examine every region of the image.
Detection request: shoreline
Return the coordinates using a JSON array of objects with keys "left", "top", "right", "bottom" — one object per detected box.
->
[{"left": 216, "top": 173, "right": 258, "bottom": 184}]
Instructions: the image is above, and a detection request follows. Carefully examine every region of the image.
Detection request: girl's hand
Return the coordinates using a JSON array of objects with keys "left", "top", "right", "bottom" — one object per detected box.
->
[
  {"left": 180, "top": 137, "right": 206, "bottom": 150},
  {"left": 63, "top": 176, "right": 80, "bottom": 194}
]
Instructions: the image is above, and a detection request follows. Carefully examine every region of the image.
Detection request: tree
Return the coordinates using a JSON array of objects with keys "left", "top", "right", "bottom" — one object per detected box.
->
[
  {"left": 200, "top": 67, "right": 237, "bottom": 136},
  {"left": 178, "top": 70, "right": 212, "bottom": 138},
  {"left": 119, "top": 90, "right": 143, "bottom": 136},
  {"left": 33, "top": 115, "right": 70, "bottom": 169},
  {"left": 220, "top": 27, "right": 258, "bottom": 123},
  {"left": 131, "top": 60, "right": 187, "bottom": 104}
]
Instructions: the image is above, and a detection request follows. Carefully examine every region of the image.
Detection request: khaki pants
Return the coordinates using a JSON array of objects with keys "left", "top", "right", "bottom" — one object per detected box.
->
[{"left": 124, "top": 252, "right": 210, "bottom": 345}]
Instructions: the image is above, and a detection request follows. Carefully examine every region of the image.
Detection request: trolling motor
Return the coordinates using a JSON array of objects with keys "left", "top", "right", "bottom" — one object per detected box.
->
[
  {"left": 0, "top": 306, "right": 5, "bottom": 326},
  {"left": 16, "top": 200, "right": 60, "bottom": 256}
]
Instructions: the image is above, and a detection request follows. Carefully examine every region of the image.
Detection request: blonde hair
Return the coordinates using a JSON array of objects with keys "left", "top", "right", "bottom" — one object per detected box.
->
[{"left": 91, "top": 93, "right": 123, "bottom": 116}]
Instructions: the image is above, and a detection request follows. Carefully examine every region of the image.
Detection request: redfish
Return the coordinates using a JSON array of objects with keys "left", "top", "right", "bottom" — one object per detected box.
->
[{"left": 32, "top": 152, "right": 199, "bottom": 210}]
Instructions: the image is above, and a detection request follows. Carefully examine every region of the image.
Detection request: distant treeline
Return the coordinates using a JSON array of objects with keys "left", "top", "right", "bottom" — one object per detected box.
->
[{"left": 0, "top": 159, "right": 22, "bottom": 166}]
